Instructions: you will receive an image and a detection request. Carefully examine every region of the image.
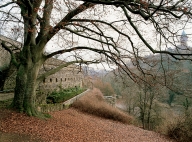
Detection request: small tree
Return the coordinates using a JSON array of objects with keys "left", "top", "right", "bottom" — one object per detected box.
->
[
  {"left": 167, "top": 90, "right": 176, "bottom": 106},
  {"left": 135, "top": 73, "right": 163, "bottom": 130}
]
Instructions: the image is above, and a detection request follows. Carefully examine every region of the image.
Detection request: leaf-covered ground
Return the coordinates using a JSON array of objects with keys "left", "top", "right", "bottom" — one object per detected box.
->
[{"left": 0, "top": 108, "right": 174, "bottom": 142}]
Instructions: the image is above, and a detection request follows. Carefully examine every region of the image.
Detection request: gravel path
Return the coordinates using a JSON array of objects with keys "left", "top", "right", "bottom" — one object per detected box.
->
[{"left": 0, "top": 108, "right": 174, "bottom": 142}]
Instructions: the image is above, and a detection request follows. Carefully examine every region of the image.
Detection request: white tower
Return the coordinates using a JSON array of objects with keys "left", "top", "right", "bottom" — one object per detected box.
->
[{"left": 180, "top": 30, "right": 188, "bottom": 47}]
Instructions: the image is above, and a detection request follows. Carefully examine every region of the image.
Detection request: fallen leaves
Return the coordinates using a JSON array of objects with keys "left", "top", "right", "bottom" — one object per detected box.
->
[{"left": 0, "top": 108, "right": 175, "bottom": 142}]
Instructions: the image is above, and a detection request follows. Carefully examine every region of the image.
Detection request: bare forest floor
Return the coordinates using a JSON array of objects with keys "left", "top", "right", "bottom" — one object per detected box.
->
[{"left": 0, "top": 89, "right": 175, "bottom": 142}]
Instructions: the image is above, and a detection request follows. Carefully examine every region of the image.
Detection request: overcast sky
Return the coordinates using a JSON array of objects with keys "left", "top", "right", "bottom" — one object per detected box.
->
[{"left": 1, "top": 0, "right": 192, "bottom": 70}]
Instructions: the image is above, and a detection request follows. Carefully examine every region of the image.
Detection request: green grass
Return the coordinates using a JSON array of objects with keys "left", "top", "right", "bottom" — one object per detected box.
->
[{"left": 46, "top": 87, "right": 86, "bottom": 104}]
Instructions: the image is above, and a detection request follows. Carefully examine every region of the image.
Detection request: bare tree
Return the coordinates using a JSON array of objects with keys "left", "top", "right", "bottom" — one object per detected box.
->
[{"left": 0, "top": 0, "right": 192, "bottom": 116}]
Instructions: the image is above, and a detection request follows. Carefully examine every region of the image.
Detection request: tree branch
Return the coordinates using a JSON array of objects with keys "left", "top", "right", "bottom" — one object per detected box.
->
[
  {"left": 36, "top": 0, "right": 52, "bottom": 44},
  {"left": 37, "top": 59, "right": 99, "bottom": 83},
  {"left": 121, "top": 6, "right": 192, "bottom": 60},
  {"left": 0, "top": 2, "right": 15, "bottom": 9},
  {"left": 46, "top": 46, "right": 119, "bottom": 59},
  {"left": 1, "top": 41, "right": 19, "bottom": 67},
  {"left": 47, "top": 2, "right": 95, "bottom": 41},
  {"left": 80, "top": 0, "right": 189, "bottom": 20},
  {"left": 64, "top": 27, "right": 120, "bottom": 53}
]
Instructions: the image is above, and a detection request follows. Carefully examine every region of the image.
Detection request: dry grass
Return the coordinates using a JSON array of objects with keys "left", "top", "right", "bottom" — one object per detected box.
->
[{"left": 71, "top": 88, "right": 133, "bottom": 124}]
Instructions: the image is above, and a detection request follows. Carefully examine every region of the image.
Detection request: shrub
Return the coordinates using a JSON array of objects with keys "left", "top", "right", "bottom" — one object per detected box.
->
[
  {"left": 166, "top": 115, "right": 192, "bottom": 142},
  {"left": 71, "top": 88, "right": 133, "bottom": 124}
]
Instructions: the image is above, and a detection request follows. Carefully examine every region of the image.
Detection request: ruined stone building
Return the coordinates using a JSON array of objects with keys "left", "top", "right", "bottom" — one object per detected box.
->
[
  {"left": 0, "top": 35, "right": 84, "bottom": 92},
  {"left": 38, "top": 58, "right": 84, "bottom": 92}
]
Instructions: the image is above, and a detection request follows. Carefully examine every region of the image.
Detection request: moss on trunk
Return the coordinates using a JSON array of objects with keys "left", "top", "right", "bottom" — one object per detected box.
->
[
  {"left": 11, "top": 65, "right": 26, "bottom": 112},
  {"left": 11, "top": 56, "right": 42, "bottom": 116}
]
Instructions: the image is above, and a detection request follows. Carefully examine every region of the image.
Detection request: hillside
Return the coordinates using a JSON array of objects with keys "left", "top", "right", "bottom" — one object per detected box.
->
[
  {"left": 0, "top": 88, "right": 174, "bottom": 142},
  {"left": 0, "top": 108, "right": 174, "bottom": 142}
]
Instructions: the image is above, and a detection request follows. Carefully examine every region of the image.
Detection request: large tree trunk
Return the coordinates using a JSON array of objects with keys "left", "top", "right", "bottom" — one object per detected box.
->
[
  {"left": 24, "top": 61, "right": 42, "bottom": 116},
  {"left": 11, "top": 45, "right": 43, "bottom": 116},
  {"left": 0, "top": 69, "right": 8, "bottom": 91},
  {"left": 12, "top": 63, "right": 42, "bottom": 116},
  {"left": 12, "top": 64, "right": 27, "bottom": 111}
]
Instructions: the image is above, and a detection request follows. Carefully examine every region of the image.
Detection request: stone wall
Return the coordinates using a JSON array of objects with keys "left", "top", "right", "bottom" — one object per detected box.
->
[
  {"left": 0, "top": 35, "right": 21, "bottom": 71},
  {"left": 3, "top": 71, "right": 16, "bottom": 90},
  {"left": 0, "top": 35, "right": 84, "bottom": 92}
]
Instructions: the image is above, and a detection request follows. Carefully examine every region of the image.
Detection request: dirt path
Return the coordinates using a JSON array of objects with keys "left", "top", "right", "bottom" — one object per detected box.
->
[{"left": 0, "top": 108, "right": 174, "bottom": 142}]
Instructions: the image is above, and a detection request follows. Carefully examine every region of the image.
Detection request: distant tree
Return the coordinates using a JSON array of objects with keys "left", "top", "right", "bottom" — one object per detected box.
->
[
  {"left": 167, "top": 90, "right": 176, "bottom": 106},
  {"left": 110, "top": 69, "right": 162, "bottom": 130},
  {"left": 93, "top": 78, "right": 115, "bottom": 96},
  {"left": 0, "top": 0, "right": 192, "bottom": 116},
  {"left": 183, "top": 98, "right": 190, "bottom": 111}
]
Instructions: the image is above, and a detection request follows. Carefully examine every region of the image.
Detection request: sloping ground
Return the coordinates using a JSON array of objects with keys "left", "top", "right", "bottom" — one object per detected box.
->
[
  {"left": 0, "top": 88, "right": 175, "bottom": 142},
  {"left": 0, "top": 108, "right": 174, "bottom": 142}
]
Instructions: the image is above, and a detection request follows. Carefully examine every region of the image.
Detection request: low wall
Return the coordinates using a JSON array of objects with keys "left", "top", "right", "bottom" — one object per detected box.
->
[
  {"left": 37, "top": 89, "right": 90, "bottom": 113},
  {"left": 104, "top": 96, "right": 116, "bottom": 107},
  {"left": 0, "top": 93, "right": 14, "bottom": 101}
]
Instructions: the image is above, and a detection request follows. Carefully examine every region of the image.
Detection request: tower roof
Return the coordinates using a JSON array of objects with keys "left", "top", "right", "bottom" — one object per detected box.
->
[
  {"left": 182, "top": 30, "right": 188, "bottom": 37},
  {"left": 180, "top": 30, "right": 188, "bottom": 47}
]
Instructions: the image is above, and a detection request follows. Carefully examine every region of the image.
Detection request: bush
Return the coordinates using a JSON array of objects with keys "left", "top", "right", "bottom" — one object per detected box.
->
[
  {"left": 166, "top": 115, "right": 192, "bottom": 142},
  {"left": 46, "top": 87, "right": 85, "bottom": 103},
  {"left": 71, "top": 88, "right": 133, "bottom": 124}
]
